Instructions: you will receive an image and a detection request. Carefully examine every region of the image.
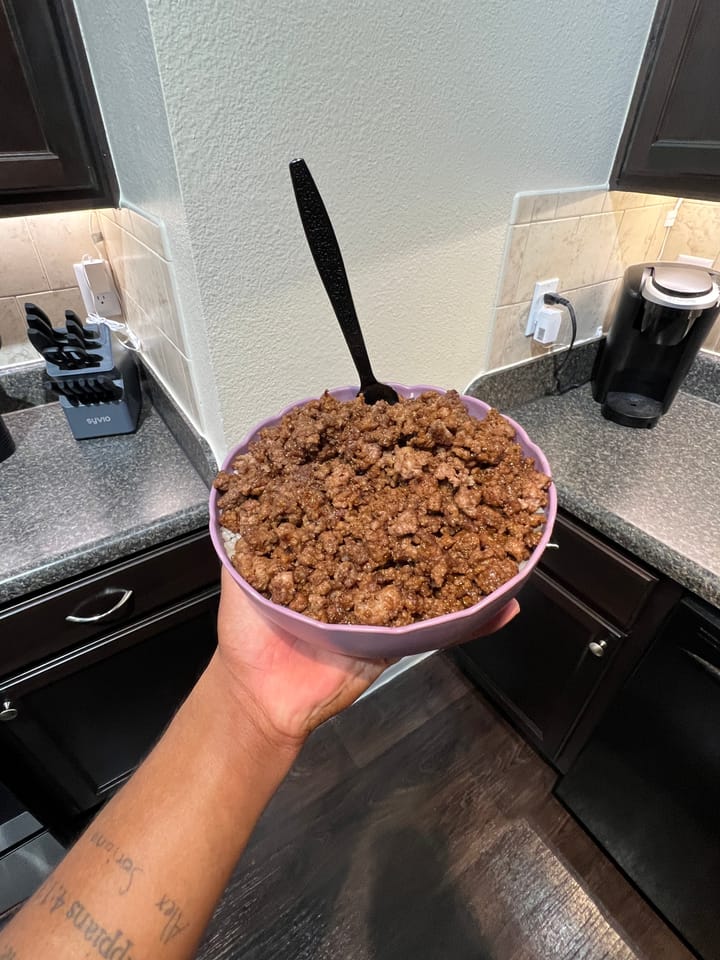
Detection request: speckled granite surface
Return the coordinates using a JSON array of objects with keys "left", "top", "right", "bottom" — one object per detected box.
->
[
  {"left": 467, "top": 343, "right": 718, "bottom": 412},
  {"left": 141, "top": 363, "right": 217, "bottom": 484},
  {"left": 0, "top": 360, "right": 218, "bottom": 482},
  {"left": 0, "top": 362, "right": 54, "bottom": 413},
  {"left": 683, "top": 351, "right": 720, "bottom": 405},
  {"left": 466, "top": 341, "right": 601, "bottom": 411},
  {"left": 0, "top": 401, "right": 209, "bottom": 606},
  {"left": 511, "top": 386, "right": 720, "bottom": 608}
]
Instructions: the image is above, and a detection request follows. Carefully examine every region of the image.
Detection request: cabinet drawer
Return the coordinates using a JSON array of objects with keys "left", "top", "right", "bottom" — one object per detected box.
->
[
  {"left": 0, "top": 531, "right": 219, "bottom": 677},
  {"left": 540, "top": 514, "right": 656, "bottom": 629}
]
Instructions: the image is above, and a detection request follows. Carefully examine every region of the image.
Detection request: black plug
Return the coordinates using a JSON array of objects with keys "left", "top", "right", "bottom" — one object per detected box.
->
[{"left": 541, "top": 292, "right": 579, "bottom": 395}]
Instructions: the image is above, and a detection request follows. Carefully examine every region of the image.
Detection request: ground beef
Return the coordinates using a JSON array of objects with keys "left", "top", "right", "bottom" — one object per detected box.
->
[{"left": 214, "top": 390, "right": 550, "bottom": 627}]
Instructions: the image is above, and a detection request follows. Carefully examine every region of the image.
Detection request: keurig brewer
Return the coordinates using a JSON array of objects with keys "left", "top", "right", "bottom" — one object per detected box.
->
[{"left": 592, "top": 262, "right": 720, "bottom": 428}]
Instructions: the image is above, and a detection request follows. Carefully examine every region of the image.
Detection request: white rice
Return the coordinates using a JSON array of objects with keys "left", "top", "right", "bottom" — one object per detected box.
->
[{"left": 221, "top": 527, "right": 240, "bottom": 562}]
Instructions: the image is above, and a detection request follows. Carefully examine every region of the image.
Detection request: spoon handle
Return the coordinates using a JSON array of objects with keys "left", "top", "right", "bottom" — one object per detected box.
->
[{"left": 289, "top": 158, "right": 376, "bottom": 389}]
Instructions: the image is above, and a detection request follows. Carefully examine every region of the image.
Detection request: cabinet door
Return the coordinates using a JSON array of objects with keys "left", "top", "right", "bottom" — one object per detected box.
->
[
  {"left": 0, "top": 590, "right": 218, "bottom": 840},
  {"left": 556, "top": 599, "right": 720, "bottom": 960},
  {"left": 613, "top": 0, "right": 720, "bottom": 198},
  {"left": 454, "top": 569, "right": 622, "bottom": 763},
  {"left": 0, "top": 0, "right": 117, "bottom": 213}
]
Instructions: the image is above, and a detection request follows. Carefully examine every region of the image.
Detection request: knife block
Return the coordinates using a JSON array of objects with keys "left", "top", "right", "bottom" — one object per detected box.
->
[
  {"left": 50, "top": 325, "right": 142, "bottom": 440},
  {"left": 43, "top": 321, "right": 115, "bottom": 378}
]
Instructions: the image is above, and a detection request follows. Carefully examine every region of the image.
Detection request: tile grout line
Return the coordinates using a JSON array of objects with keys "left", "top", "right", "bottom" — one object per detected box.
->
[
  {"left": 506, "top": 224, "right": 532, "bottom": 306},
  {"left": 602, "top": 208, "right": 625, "bottom": 282},
  {"left": 497, "top": 276, "right": 625, "bottom": 311},
  {"left": 512, "top": 200, "right": 672, "bottom": 227},
  {"left": 21, "top": 217, "right": 51, "bottom": 293},
  {"left": 100, "top": 210, "right": 171, "bottom": 264}
]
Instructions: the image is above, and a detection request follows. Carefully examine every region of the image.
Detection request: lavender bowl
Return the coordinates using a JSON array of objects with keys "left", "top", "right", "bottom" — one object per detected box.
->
[{"left": 209, "top": 384, "right": 557, "bottom": 659}]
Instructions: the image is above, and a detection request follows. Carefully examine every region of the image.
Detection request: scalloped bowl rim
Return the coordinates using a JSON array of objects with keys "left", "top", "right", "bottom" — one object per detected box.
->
[{"left": 209, "top": 383, "right": 557, "bottom": 637}]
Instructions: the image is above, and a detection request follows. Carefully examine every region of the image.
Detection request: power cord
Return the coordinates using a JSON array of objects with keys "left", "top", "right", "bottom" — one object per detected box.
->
[{"left": 543, "top": 292, "right": 581, "bottom": 395}]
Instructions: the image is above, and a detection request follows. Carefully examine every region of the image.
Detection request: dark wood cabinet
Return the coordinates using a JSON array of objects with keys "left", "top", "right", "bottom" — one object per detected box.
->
[
  {"left": 613, "top": 0, "right": 720, "bottom": 199},
  {"left": 0, "top": 0, "right": 117, "bottom": 215},
  {"left": 0, "top": 531, "right": 220, "bottom": 843},
  {"left": 555, "top": 598, "right": 720, "bottom": 960},
  {"left": 456, "top": 568, "right": 622, "bottom": 762},
  {"left": 0, "top": 531, "right": 220, "bottom": 677},
  {"left": 454, "top": 512, "right": 679, "bottom": 771},
  {"left": 539, "top": 515, "right": 656, "bottom": 631}
]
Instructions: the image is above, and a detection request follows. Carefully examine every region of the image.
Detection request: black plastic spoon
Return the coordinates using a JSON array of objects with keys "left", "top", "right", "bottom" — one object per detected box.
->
[{"left": 289, "top": 158, "right": 398, "bottom": 405}]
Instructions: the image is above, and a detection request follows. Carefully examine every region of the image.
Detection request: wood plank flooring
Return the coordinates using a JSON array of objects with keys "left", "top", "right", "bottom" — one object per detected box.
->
[{"left": 197, "top": 655, "right": 693, "bottom": 960}]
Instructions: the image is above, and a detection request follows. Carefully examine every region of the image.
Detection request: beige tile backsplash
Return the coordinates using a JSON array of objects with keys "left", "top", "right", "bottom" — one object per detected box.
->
[
  {"left": 0, "top": 211, "right": 97, "bottom": 367},
  {"left": 4, "top": 188, "right": 717, "bottom": 426},
  {"left": 25, "top": 212, "right": 98, "bottom": 289},
  {"left": 0, "top": 206, "right": 199, "bottom": 429},
  {"left": 660, "top": 200, "right": 720, "bottom": 266},
  {"left": 97, "top": 208, "right": 200, "bottom": 426},
  {"left": 489, "top": 190, "right": 720, "bottom": 370}
]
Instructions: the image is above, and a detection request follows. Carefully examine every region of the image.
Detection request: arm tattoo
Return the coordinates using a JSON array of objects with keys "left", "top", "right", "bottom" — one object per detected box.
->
[
  {"left": 35, "top": 879, "right": 136, "bottom": 959},
  {"left": 88, "top": 832, "right": 144, "bottom": 895},
  {"left": 155, "top": 895, "right": 190, "bottom": 945}
]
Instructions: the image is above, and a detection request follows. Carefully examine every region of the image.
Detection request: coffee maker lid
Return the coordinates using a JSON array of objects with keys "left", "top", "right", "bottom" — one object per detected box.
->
[{"left": 642, "top": 263, "right": 720, "bottom": 309}]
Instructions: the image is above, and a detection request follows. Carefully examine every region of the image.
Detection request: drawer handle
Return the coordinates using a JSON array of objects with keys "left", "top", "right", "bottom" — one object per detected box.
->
[
  {"left": 66, "top": 588, "right": 134, "bottom": 623},
  {"left": 588, "top": 639, "right": 608, "bottom": 658},
  {"left": 0, "top": 700, "right": 18, "bottom": 722},
  {"left": 546, "top": 542, "right": 559, "bottom": 549},
  {"left": 683, "top": 649, "right": 720, "bottom": 684}
]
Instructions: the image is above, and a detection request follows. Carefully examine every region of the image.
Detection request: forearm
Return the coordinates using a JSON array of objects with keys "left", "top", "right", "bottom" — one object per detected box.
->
[{"left": 0, "top": 653, "right": 299, "bottom": 960}]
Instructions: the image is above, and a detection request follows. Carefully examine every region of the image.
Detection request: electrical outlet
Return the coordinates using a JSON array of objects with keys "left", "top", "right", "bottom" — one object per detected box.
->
[
  {"left": 525, "top": 278, "right": 559, "bottom": 337},
  {"left": 95, "top": 290, "right": 122, "bottom": 314},
  {"left": 74, "top": 259, "right": 123, "bottom": 319}
]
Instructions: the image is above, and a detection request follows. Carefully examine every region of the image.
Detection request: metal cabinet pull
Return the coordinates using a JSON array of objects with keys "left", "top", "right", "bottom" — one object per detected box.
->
[
  {"left": 66, "top": 588, "right": 134, "bottom": 623},
  {"left": 588, "top": 639, "right": 608, "bottom": 658},
  {"left": 0, "top": 700, "right": 18, "bottom": 722}
]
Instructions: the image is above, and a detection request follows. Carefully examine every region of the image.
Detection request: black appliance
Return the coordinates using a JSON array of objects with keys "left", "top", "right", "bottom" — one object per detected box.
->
[
  {"left": 0, "top": 781, "right": 63, "bottom": 916},
  {"left": 556, "top": 598, "right": 720, "bottom": 960},
  {"left": 592, "top": 261, "right": 720, "bottom": 427}
]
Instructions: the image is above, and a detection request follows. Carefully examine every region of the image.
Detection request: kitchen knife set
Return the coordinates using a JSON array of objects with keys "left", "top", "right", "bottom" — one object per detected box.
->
[{"left": 25, "top": 303, "right": 142, "bottom": 439}]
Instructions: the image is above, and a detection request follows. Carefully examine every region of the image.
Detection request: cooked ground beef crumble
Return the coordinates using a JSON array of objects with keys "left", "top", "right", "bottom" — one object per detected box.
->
[{"left": 214, "top": 390, "right": 551, "bottom": 626}]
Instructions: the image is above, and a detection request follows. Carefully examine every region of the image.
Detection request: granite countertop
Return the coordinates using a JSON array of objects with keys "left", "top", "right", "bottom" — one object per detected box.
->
[
  {"left": 510, "top": 385, "right": 720, "bottom": 607},
  {"left": 0, "top": 401, "right": 211, "bottom": 606}
]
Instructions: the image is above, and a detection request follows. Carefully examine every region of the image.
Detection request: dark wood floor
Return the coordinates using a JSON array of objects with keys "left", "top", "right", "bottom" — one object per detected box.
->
[{"left": 197, "top": 655, "right": 693, "bottom": 960}]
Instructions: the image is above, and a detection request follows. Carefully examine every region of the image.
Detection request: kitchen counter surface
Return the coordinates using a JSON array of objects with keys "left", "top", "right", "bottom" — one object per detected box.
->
[
  {"left": 0, "top": 401, "right": 210, "bottom": 606},
  {"left": 510, "top": 385, "right": 720, "bottom": 607}
]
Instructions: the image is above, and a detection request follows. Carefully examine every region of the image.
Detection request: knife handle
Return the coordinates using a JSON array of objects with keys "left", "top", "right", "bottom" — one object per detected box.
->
[
  {"left": 66, "top": 310, "right": 100, "bottom": 342},
  {"left": 26, "top": 312, "right": 56, "bottom": 341},
  {"left": 27, "top": 327, "right": 56, "bottom": 357},
  {"left": 25, "top": 301, "right": 52, "bottom": 326}
]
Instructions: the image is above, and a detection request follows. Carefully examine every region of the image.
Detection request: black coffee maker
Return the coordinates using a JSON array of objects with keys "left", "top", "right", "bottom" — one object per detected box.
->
[{"left": 592, "top": 261, "right": 720, "bottom": 427}]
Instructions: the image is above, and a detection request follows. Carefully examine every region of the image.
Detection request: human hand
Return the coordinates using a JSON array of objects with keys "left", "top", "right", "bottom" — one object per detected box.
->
[{"left": 215, "top": 567, "right": 519, "bottom": 751}]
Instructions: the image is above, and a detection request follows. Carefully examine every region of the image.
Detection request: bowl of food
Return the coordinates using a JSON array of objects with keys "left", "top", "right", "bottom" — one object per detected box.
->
[{"left": 210, "top": 384, "right": 556, "bottom": 658}]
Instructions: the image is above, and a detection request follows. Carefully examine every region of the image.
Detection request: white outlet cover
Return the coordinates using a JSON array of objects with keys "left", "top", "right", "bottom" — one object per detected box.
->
[{"left": 525, "top": 278, "right": 560, "bottom": 337}]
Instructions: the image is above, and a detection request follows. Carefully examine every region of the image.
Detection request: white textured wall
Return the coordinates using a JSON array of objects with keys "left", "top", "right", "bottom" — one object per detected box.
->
[
  {"left": 73, "top": 0, "right": 225, "bottom": 452},
  {"left": 144, "top": 0, "right": 656, "bottom": 454},
  {"left": 79, "top": 0, "right": 657, "bottom": 458}
]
